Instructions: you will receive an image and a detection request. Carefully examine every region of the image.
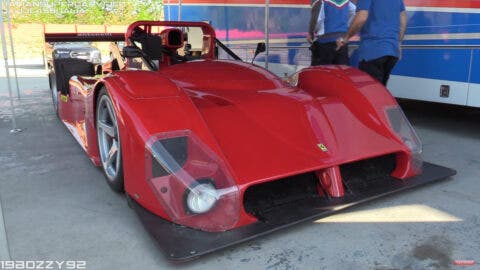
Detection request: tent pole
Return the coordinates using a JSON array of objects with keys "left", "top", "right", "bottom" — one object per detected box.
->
[
  {"left": 167, "top": 0, "right": 171, "bottom": 21},
  {"left": 0, "top": 0, "right": 20, "bottom": 133},
  {"left": 264, "top": 0, "right": 270, "bottom": 69},
  {"left": 178, "top": 0, "right": 182, "bottom": 21},
  {"left": 5, "top": 0, "right": 19, "bottom": 99}
]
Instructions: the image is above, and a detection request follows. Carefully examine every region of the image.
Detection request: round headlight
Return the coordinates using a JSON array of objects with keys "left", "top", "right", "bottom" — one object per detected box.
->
[{"left": 185, "top": 181, "right": 217, "bottom": 214}]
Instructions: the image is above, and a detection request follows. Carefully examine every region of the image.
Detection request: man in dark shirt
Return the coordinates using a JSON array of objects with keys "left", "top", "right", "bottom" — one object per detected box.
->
[
  {"left": 307, "top": 0, "right": 356, "bottom": 66},
  {"left": 336, "top": 0, "right": 407, "bottom": 85}
]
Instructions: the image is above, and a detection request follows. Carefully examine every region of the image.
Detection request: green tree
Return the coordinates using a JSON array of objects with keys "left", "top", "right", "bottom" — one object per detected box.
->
[{"left": 8, "top": 0, "right": 164, "bottom": 24}]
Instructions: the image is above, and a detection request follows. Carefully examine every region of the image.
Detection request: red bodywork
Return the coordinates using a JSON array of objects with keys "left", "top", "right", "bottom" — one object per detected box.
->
[{"left": 50, "top": 21, "right": 422, "bottom": 233}]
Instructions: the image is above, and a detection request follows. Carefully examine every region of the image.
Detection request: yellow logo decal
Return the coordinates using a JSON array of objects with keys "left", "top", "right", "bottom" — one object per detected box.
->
[
  {"left": 317, "top": 143, "right": 328, "bottom": 152},
  {"left": 60, "top": 94, "right": 68, "bottom": 102}
]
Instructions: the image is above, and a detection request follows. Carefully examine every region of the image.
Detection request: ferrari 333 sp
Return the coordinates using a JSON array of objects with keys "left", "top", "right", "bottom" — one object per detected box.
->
[{"left": 44, "top": 20, "right": 456, "bottom": 261}]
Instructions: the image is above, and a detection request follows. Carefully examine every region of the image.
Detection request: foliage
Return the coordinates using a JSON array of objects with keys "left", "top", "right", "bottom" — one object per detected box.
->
[{"left": 7, "top": 0, "right": 164, "bottom": 24}]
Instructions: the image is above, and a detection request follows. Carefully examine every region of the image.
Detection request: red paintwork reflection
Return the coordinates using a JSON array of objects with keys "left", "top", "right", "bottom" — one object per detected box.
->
[
  {"left": 55, "top": 21, "right": 420, "bottom": 231},
  {"left": 58, "top": 62, "right": 418, "bottom": 230}
]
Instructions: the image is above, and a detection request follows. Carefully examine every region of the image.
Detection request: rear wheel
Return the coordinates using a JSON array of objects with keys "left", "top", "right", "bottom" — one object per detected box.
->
[
  {"left": 48, "top": 71, "right": 59, "bottom": 115},
  {"left": 96, "top": 87, "right": 124, "bottom": 192}
]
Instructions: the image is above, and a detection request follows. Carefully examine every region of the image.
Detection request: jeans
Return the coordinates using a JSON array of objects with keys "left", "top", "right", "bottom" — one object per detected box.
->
[
  {"left": 359, "top": 56, "right": 398, "bottom": 86},
  {"left": 310, "top": 41, "right": 349, "bottom": 66}
]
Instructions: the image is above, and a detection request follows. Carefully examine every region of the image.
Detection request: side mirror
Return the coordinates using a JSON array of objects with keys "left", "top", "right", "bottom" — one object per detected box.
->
[
  {"left": 122, "top": 46, "right": 143, "bottom": 58},
  {"left": 251, "top": 42, "right": 266, "bottom": 64}
]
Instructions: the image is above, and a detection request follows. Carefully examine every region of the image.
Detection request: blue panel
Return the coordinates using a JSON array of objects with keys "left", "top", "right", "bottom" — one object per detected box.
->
[
  {"left": 165, "top": 6, "right": 309, "bottom": 34},
  {"left": 392, "top": 49, "right": 472, "bottom": 82},
  {"left": 406, "top": 11, "right": 480, "bottom": 35},
  {"left": 165, "top": 6, "right": 179, "bottom": 21},
  {"left": 164, "top": 5, "right": 311, "bottom": 65},
  {"left": 167, "top": 7, "right": 480, "bottom": 35},
  {"left": 165, "top": 4, "right": 480, "bottom": 79},
  {"left": 168, "top": 6, "right": 480, "bottom": 46},
  {"left": 268, "top": 7, "right": 310, "bottom": 34},
  {"left": 402, "top": 39, "right": 480, "bottom": 46},
  {"left": 169, "top": 6, "right": 480, "bottom": 37},
  {"left": 470, "top": 50, "right": 480, "bottom": 84}
]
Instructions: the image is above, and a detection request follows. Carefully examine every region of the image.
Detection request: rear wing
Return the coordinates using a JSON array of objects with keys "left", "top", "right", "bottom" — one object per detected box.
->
[
  {"left": 44, "top": 33, "right": 125, "bottom": 43},
  {"left": 44, "top": 33, "right": 126, "bottom": 95}
]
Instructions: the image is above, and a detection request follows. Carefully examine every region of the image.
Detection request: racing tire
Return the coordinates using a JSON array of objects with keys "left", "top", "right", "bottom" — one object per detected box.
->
[
  {"left": 48, "top": 71, "right": 59, "bottom": 116},
  {"left": 96, "top": 87, "right": 124, "bottom": 192}
]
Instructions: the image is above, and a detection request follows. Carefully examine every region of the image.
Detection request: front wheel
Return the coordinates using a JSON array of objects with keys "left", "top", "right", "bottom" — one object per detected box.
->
[{"left": 96, "top": 87, "right": 124, "bottom": 192}]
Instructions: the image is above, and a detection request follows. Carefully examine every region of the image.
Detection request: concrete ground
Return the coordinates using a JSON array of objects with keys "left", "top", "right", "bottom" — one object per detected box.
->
[{"left": 0, "top": 68, "right": 479, "bottom": 270}]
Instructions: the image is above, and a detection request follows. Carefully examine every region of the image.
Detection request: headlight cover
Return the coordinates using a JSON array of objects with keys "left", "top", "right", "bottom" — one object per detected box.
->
[
  {"left": 90, "top": 50, "right": 101, "bottom": 64},
  {"left": 184, "top": 179, "right": 217, "bottom": 214},
  {"left": 145, "top": 130, "right": 240, "bottom": 232},
  {"left": 386, "top": 106, "right": 423, "bottom": 174},
  {"left": 53, "top": 50, "right": 70, "bottom": 59}
]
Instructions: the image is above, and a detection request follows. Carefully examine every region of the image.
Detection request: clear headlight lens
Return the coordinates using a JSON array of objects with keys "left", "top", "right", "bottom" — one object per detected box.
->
[
  {"left": 54, "top": 50, "right": 70, "bottom": 59},
  {"left": 90, "top": 50, "right": 101, "bottom": 64},
  {"left": 185, "top": 181, "right": 218, "bottom": 214},
  {"left": 386, "top": 106, "right": 423, "bottom": 172},
  {"left": 145, "top": 130, "right": 240, "bottom": 232}
]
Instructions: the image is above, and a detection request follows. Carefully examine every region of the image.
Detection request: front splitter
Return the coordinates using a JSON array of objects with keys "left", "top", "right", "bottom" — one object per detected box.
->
[{"left": 130, "top": 162, "right": 456, "bottom": 261}]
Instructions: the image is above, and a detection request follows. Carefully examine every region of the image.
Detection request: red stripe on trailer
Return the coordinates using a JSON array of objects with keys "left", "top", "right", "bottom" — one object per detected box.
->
[
  {"left": 166, "top": 0, "right": 480, "bottom": 8},
  {"left": 404, "top": 0, "right": 480, "bottom": 8},
  {"left": 165, "top": 0, "right": 311, "bottom": 5}
]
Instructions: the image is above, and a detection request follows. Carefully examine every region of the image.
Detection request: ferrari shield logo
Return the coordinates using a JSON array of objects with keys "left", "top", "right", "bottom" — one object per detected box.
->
[
  {"left": 317, "top": 143, "right": 328, "bottom": 152},
  {"left": 60, "top": 94, "right": 68, "bottom": 102}
]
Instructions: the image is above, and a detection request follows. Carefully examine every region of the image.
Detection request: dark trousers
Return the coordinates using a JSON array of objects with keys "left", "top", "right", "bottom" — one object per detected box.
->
[
  {"left": 359, "top": 56, "right": 398, "bottom": 86},
  {"left": 310, "top": 41, "right": 349, "bottom": 66}
]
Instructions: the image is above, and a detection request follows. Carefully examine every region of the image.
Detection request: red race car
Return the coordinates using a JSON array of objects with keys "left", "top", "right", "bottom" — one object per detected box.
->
[{"left": 45, "top": 21, "right": 455, "bottom": 261}]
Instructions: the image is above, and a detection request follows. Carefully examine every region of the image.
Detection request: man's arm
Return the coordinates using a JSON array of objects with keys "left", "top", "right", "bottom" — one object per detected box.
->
[
  {"left": 399, "top": 10, "right": 407, "bottom": 42},
  {"left": 347, "top": 1, "right": 357, "bottom": 25},
  {"left": 336, "top": 10, "right": 368, "bottom": 50},
  {"left": 398, "top": 10, "right": 407, "bottom": 59},
  {"left": 308, "top": 0, "right": 322, "bottom": 43}
]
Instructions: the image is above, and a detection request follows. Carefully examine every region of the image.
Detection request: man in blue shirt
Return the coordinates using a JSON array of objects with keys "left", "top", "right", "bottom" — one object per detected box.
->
[
  {"left": 307, "top": 0, "right": 356, "bottom": 66},
  {"left": 336, "top": 0, "right": 407, "bottom": 85}
]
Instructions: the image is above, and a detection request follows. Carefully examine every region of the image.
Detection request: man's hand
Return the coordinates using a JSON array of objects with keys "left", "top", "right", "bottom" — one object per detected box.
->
[
  {"left": 336, "top": 37, "right": 347, "bottom": 51},
  {"left": 307, "top": 33, "right": 314, "bottom": 44},
  {"left": 337, "top": 10, "right": 369, "bottom": 50}
]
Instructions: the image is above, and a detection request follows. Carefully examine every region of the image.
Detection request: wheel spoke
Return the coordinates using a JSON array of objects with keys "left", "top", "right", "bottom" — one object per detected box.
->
[
  {"left": 98, "top": 120, "right": 116, "bottom": 137},
  {"left": 106, "top": 140, "right": 118, "bottom": 167},
  {"left": 106, "top": 103, "right": 115, "bottom": 123},
  {"left": 97, "top": 95, "right": 121, "bottom": 181}
]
